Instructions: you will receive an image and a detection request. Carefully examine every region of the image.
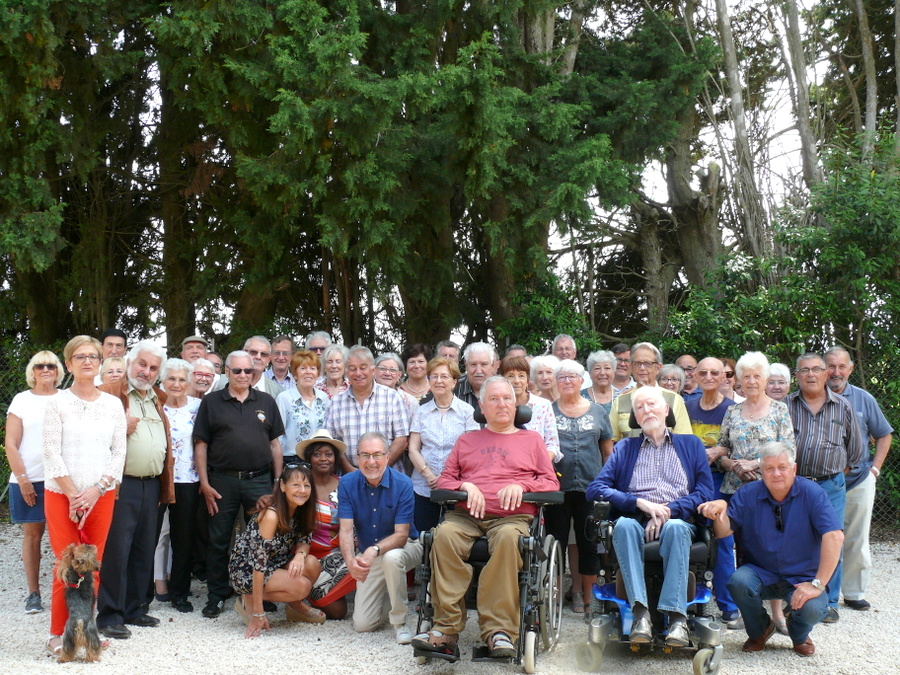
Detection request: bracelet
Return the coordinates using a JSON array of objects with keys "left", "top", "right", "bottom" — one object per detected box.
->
[
  {"left": 17, "top": 473, "right": 28, "bottom": 480},
  {"left": 252, "top": 612, "right": 267, "bottom": 618},
  {"left": 871, "top": 466, "right": 881, "bottom": 478},
  {"left": 94, "top": 482, "right": 107, "bottom": 496}
]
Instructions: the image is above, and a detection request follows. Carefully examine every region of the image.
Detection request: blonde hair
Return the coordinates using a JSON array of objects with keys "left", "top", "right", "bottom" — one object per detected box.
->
[
  {"left": 25, "top": 350, "right": 64, "bottom": 388},
  {"left": 63, "top": 335, "right": 102, "bottom": 362}
]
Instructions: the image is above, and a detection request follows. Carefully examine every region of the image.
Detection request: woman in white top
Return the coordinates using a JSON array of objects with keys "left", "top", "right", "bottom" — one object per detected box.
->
[
  {"left": 42, "top": 336, "right": 127, "bottom": 657},
  {"left": 5, "top": 349, "right": 64, "bottom": 614}
]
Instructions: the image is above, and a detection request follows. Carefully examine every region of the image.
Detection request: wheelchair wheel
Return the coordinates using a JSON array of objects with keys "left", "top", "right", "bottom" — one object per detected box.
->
[
  {"left": 692, "top": 647, "right": 719, "bottom": 675},
  {"left": 575, "top": 642, "right": 604, "bottom": 672},
  {"left": 539, "top": 536, "right": 564, "bottom": 651},
  {"left": 523, "top": 630, "right": 537, "bottom": 673}
]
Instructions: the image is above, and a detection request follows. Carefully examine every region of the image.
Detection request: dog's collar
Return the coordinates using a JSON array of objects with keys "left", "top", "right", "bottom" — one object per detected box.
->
[{"left": 66, "top": 572, "right": 87, "bottom": 589}]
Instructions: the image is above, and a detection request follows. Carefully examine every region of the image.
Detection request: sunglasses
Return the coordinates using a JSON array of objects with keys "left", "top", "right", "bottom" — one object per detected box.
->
[
  {"left": 772, "top": 503, "right": 784, "bottom": 532},
  {"left": 228, "top": 367, "right": 255, "bottom": 375},
  {"left": 35, "top": 363, "right": 58, "bottom": 371},
  {"left": 284, "top": 459, "right": 311, "bottom": 471},
  {"left": 247, "top": 349, "right": 270, "bottom": 358},
  {"left": 310, "top": 346, "right": 326, "bottom": 353}
]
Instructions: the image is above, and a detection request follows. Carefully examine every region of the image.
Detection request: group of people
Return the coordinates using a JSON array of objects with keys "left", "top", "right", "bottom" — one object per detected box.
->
[{"left": 3, "top": 329, "right": 891, "bottom": 662}]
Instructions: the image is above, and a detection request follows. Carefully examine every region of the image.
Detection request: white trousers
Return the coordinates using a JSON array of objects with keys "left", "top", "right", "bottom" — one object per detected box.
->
[
  {"left": 842, "top": 471, "right": 876, "bottom": 601},
  {"left": 352, "top": 538, "right": 422, "bottom": 632}
]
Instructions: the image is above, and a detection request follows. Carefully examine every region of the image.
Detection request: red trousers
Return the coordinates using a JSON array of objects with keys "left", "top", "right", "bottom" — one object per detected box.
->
[{"left": 45, "top": 490, "right": 116, "bottom": 636}]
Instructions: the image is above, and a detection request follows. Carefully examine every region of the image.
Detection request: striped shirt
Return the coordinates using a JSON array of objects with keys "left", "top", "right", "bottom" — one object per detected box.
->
[
  {"left": 324, "top": 382, "right": 410, "bottom": 467},
  {"left": 627, "top": 431, "right": 689, "bottom": 504},
  {"left": 786, "top": 388, "right": 866, "bottom": 478}
]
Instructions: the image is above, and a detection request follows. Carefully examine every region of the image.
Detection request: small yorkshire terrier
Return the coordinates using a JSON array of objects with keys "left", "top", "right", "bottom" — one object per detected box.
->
[{"left": 57, "top": 543, "right": 103, "bottom": 663}]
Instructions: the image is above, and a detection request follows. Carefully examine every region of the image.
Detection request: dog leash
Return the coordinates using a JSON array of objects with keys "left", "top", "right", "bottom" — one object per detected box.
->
[{"left": 65, "top": 572, "right": 87, "bottom": 589}]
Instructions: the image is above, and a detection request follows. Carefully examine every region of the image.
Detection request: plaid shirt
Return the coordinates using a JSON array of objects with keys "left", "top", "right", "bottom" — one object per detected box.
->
[
  {"left": 324, "top": 382, "right": 410, "bottom": 466},
  {"left": 627, "top": 430, "right": 689, "bottom": 504},
  {"left": 786, "top": 388, "right": 866, "bottom": 478}
]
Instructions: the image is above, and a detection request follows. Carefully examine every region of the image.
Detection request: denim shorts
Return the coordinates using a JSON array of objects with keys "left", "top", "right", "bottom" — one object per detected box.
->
[{"left": 9, "top": 481, "right": 46, "bottom": 524}]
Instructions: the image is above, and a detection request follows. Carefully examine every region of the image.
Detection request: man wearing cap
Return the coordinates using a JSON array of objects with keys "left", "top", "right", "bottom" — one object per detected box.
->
[{"left": 180, "top": 335, "right": 209, "bottom": 363}]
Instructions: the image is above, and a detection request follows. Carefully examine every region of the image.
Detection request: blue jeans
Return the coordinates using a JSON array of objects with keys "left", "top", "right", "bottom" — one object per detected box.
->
[
  {"left": 711, "top": 472, "right": 737, "bottom": 613},
  {"left": 612, "top": 517, "right": 696, "bottom": 616},
  {"left": 728, "top": 565, "right": 828, "bottom": 644},
  {"left": 815, "top": 473, "right": 846, "bottom": 608}
]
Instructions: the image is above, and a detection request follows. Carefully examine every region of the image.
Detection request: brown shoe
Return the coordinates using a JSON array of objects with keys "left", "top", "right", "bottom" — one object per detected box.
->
[
  {"left": 793, "top": 637, "right": 815, "bottom": 656},
  {"left": 741, "top": 620, "right": 775, "bottom": 652}
]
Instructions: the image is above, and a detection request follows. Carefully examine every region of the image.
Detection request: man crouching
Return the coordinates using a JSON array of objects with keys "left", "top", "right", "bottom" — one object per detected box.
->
[{"left": 412, "top": 376, "right": 559, "bottom": 660}]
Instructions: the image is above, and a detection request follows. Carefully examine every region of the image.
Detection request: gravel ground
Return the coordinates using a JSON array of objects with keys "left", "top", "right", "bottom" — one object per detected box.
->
[{"left": 0, "top": 523, "right": 897, "bottom": 674}]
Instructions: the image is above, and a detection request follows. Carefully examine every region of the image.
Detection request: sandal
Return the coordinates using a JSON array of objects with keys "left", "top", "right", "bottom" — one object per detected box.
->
[
  {"left": 285, "top": 601, "right": 326, "bottom": 624},
  {"left": 488, "top": 631, "right": 516, "bottom": 659},
  {"left": 775, "top": 618, "right": 789, "bottom": 635},
  {"left": 234, "top": 597, "right": 250, "bottom": 625},
  {"left": 46, "top": 636, "right": 62, "bottom": 656},
  {"left": 411, "top": 630, "right": 460, "bottom": 662},
  {"left": 572, "top": 591, "right": 585, "bottom": 613}
]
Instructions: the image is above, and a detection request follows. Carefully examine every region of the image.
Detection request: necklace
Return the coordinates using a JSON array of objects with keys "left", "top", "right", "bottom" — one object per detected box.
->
[
  {"left": 435, "top": 401, "right": 452, "bottom": 410},
  {"left": 404, "top": 381, "right": 429, "bottom": 396}
]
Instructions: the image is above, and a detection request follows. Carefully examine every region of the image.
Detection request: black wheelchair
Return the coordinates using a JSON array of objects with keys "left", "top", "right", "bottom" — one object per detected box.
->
[
  {"left": 575, "top": 501, "right": 724, "bottom": 675},
  {"left": 414, "top": 489, "right": 565, "bottom": 673}
]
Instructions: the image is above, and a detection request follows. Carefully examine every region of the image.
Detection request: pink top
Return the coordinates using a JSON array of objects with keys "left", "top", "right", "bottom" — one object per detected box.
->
[{"left": 437, "top": 428, "right": 559, "bottom": 517}]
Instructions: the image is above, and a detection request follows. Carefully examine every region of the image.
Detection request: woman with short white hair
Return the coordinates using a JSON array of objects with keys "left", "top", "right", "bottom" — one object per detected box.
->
[
  {"left": 530, "top": 354, "right": 560, "bottom": 402},
  {"left": 765, "top": 363, "right": 791, "bottom": 401}
]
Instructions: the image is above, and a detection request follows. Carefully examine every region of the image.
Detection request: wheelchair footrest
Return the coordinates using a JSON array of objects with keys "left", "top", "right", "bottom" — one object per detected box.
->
[
  {"left": 413, "top": 645, "right": 460, "bottom": 663},
  {"left": 472, "top": 645, "right": 514, "bottom": 663}
]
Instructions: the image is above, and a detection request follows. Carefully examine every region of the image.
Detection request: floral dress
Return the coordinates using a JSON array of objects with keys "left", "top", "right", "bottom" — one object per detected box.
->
[
  {"left": 228, "top": 508, "right": 310, "bottom": 594},
  {"left": 718, "top": 400, "right": 795, "bottom": 494}
]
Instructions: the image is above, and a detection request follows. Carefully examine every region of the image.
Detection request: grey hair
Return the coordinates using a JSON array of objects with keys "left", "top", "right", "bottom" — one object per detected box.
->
[
  {"left": 191, "top": 357, "right": 215, "bottom": 373},
  {"left": 305, "top": 331, "right": 332, "bottom": 348},
  {"left": 374, "top": 352, "right": 404, "bottom": 376},
  {"left": 552, "top": 333, "right": 576, "bottom": 352},
  {"left": 735, "top": 351, "right": 770, "bottom": 380},
  {"left": 323, "top": 343, "right": 350, "bottom": 364},
  {"left": 631, "top": 341, "right": 662, "bottom": 364},
  {"left": 127, "top": 340, "right": 167, "bottom": 365},
  {"left": 824, "top": 346, "right": 853, "bottom": 365},
  {"left": 530, "top": 354, "right": 560, "bottom": 382},
  {"left": 463, "top": 341, "right": 497, "bottom": 364},
  {"left": 478, "top": 375, "right": 515, "bottom": 403},
  {"left": 769, "top": 363, "right": 791, "bottom": 381},
  {"left": 632, "top": 384, "right": 667, "bottom": 408},
  {"left": 586, "top": 350, "right": 615, "bottom": 372},
  {"left": 554, "top": 358, "right": 585, "bottom": 379},
  {"left": 759, "top": 441, "right": 796, "bottom": 465},
  {"left": 657, "top": 364, "right": 685, "bottom": 391},
  {"left": 795, "top": 352, "right": 824, "bottom": 370},
  {"left": 225, "top": 350, "right": 252, "bottom": 367},
  {"left": 358, "top": 431, "right": 388, "bottom": 454},
  {"left": 348, "top": 344, "right": 375, "bottom": 365},
  {"left": 160, "top": 358, "right": 192, "bottom": 386},
  {"left": 243, "top": 335, "right": 272, "bottom": 351}
]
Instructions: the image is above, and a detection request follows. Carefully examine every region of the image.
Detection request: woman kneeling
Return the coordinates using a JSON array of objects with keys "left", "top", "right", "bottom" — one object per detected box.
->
[{"left": 229, "top": 464, "right": 321, "bottom": 638}]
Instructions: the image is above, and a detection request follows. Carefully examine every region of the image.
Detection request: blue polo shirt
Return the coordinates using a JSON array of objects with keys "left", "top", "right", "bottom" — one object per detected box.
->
[
  {"left": 728, "top": 477, "right": 841, "bottom": 586},
  {"left": 337, "top": 466, "right": 418, "bottom": 550},
  {"left": 838, "top": 383, "right": 894, "bottom": 490}
]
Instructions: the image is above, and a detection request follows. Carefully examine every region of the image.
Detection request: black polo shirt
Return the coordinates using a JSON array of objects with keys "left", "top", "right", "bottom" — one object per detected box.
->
[{"left": 193, "top": 386, "right": 285, "bottom": 472}]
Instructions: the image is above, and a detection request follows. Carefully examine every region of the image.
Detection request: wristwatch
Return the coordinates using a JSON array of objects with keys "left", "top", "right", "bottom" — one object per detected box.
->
[
  {"left": 810, "top": 578, "right": 824, "bottom": 591},
  {"left": 372, "top": 545, "right": 381, "bottom": 557}
]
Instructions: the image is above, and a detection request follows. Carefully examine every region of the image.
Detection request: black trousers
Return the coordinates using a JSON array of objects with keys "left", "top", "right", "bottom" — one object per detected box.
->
[
  {"left": 544, "top": 490, "right": 600, "bottom": 576},
  {"left": 206, "top": 471, "right": 271, "bottom": 602},
  {"left": 157, "top": 482, "right": 201, "bottom": 601},
  {"left": 97, "top": 476, "right": 160, "bottom": 627}
]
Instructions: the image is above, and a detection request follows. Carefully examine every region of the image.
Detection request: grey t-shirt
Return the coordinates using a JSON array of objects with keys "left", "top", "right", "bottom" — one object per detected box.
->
[{"left": 552, "top": 401, "right": 612, "bottom": 492}]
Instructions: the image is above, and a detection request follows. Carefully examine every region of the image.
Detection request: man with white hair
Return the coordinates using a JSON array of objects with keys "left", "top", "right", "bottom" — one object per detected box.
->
[
  {"left": 454, "top": 342, "right": 499, "bottom": 411},
  {"left": 699, "top": 442, "right": 843, "bottom": 657},
  {"left": 305, "top": 330, "right": 332, "bottom": 356},
  {"left": 586, "top": 386, "right": 712, "bottom": 647},
  {"left": 97, "top": 340, "right": 173, "bottom": 639}
]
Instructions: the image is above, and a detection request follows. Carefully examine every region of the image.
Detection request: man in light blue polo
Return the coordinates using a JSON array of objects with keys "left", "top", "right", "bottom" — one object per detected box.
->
[{"left": 338, "top": 432, "right": 421, "bottom": 644}]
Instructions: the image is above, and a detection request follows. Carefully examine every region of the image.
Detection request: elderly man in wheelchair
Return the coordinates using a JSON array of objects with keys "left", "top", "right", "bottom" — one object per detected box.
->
[
  {"left": 585, "top": 386, "right": 714, "bottom": 652},
  {"left": 410, "top": 376, "right": 560, "bottom": 664}
]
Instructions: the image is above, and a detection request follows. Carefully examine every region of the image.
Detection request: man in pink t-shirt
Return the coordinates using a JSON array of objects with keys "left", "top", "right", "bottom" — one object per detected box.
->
[{"left": 411, "top": 376, "right": 559, "bottom": 660}]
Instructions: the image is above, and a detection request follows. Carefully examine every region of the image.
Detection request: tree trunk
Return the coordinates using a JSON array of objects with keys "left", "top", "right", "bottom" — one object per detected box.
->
[
  {"left": 853, "top": 0, "right": 877, "bottom": 162},
  {"left": 631, "top": 202, "right": 679, "bottom": 335}
]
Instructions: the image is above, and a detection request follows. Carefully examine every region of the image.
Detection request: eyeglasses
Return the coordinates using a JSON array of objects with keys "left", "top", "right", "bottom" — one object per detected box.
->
[
  {"left": 309, "top": 346, "right": 326, "bottom": 353},
  {"left": 724, "top": 371, "right": 735, "bottom": 379},
  {"left": 772, "top": 504, "right": 784, "bottom": 533},
  {"left": 272, "top": 351, "right": 292, "bottom": 357},
  {"left": 429, "top": 374, "right": 452, "bottom": 381},
  {"left": 660, "top": 377, "right": 681, "bottom": 384},
  {"left": 797, "top": 366, "right": 826, "bottom": 375},
  {"left": 358, "top": 452, "right": 387, "bottom": 462},
  {"left": 247, "top": 349, "right": 270, "bottom": 358},
  {"left": 631, "top": 361, "right": 657, "bottom": 369},
  {"left": 377, "top": 366, "right": 400, "bottom": 374},
  {"left": 681, "top": 366, "right": 696, "bottom": 373},
  {"left": 556, "top": 374, "right": 579, "bottom": 381},
  {"left": 697, "top": 369, "right": 722, "bottom": 378},
  {"left": 193, "top": 372, "right": 215, "bottom": 380},
  {"left": 35, "top": 363, "right": 58, "bottom": 371},
  {"left": 615, "top": 357, "right": 630, "bottom": 364},
  {"left": 72, "top": 354, "right": 101, "bottom": 363},
  {"left": 227, "top": 367, "right": 255, "bottom": 375}
]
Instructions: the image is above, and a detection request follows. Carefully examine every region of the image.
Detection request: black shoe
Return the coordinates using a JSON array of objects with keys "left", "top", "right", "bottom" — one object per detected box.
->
[
  {"left": 172, "top": 598, "right": 194, "bottom": 613},
  {"left": 202, "top": 599, "right": 224, "bottom": 618},
  {"left": 844, "top": 598, "right": 870, "bottom": 611},
  {"left": 99, "top": 624, "right": 132, "bottom": 640},
  {"left": 154, "top": 592, "right": 172, "bottom": 603},
  {"left": 126, "top": 613, "right": 160, "bottom": 627},
  {"left": 263, "top": 600, "right": 277, "bottom": 613},
  {"left": 822, "top": 607, "right": 839, "bottom": 623}
]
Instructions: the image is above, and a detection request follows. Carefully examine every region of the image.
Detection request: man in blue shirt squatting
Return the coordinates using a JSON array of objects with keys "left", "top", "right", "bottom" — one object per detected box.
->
[
  {"left": 698, "top": 441, "right": 843, "bottom": 657},
  {"left": 586, "top": 385, "right": 713, "bottom": 648},
  {"left": 338, "top": 432, "right": 422, "bottom": 645}
]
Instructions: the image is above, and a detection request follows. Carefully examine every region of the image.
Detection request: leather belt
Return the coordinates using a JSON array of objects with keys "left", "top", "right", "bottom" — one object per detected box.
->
[
  {"left": 124, "top": 474, "right": 159, "bottom": 481},
  {"left": 806, "top": 473, "right": 839, "bottom": 482},
  {"left": 213, "top": 466, "right": 270, "bottom": 480}
]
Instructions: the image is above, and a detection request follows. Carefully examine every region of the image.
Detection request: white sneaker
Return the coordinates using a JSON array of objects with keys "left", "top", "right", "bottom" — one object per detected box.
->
[{"left": 395, "top": 624, "right": 413, "bottom": 645}]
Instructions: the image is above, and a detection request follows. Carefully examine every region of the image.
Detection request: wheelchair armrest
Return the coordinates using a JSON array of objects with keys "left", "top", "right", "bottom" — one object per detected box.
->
[
  {"left": 590, "top": 501, "right": 612, "bottom": 522},
  {"left": 522, "top": 491, "right": 564, "bottom": 506},
  {"left": 429, "top": 489, "right": 468, "bottom": 504}
]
